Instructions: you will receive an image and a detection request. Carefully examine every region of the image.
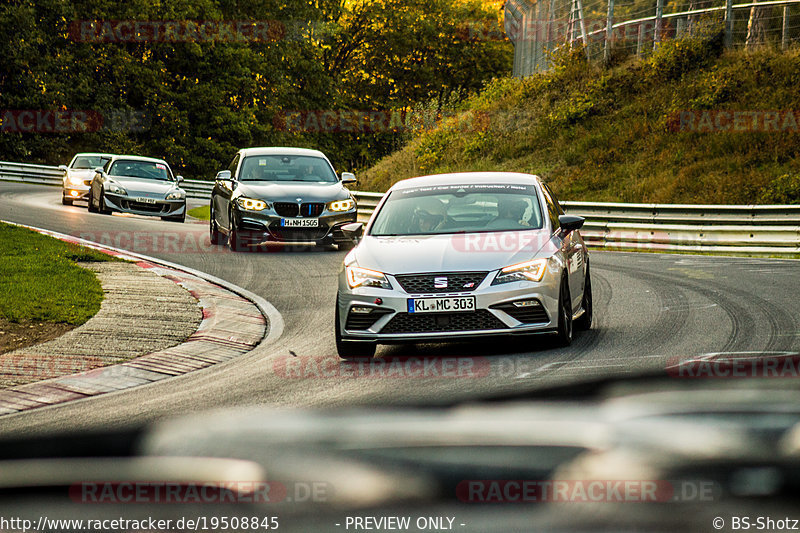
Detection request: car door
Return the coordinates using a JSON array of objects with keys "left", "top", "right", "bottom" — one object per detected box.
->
[
  {"left": 214, "top": 154, "right": 240, "bottom": 231},
  {"left": 543, "top": 183, "right": 584, "bottom": 310}
]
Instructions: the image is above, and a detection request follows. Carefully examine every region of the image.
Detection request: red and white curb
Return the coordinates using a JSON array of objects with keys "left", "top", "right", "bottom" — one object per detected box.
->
[{"left": 0, "top": 222, "right": 284, "bottom": 416}]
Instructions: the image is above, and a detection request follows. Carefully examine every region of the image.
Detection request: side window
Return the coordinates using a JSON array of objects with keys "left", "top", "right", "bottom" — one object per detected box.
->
[
  {"left": 540, "top": 184, "right": 560, "bottom": 231},
  {"left": 545, "top": 183, "right": 566, "bottom": 215},
  {"left": 227, "top": 154, "right": 240, "bottom": 177}
]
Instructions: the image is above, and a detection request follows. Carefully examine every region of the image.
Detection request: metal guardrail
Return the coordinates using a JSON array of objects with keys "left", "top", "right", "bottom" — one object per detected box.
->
[{"left": 1, "top": 161, "right": 797, "bottom": 257}]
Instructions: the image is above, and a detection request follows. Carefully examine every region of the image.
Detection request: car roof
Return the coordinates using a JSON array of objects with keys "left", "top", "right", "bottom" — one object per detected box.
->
[
  {"left": 109, "top": 154, "right": 170, "bottom": 166},
  {"left": 389, "top": 172, "right": 543, "bottom": 190},
  {"left": 72, "top": 152, "right": 115, "bottom": 157},
  {"left": 238, "top": 147, "right": 329, "bottom": 159}
]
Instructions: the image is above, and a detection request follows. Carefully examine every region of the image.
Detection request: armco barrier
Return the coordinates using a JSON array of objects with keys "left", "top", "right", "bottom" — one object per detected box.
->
[{"left": 1, "top": 161, "right": 798, "bottom": 257}]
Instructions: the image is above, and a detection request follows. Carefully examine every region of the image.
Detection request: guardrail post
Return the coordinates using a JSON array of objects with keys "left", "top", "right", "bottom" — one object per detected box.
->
[
  {"left": 782, "top": 4, "right": 790, "bottom": 49},
  {"left": 724, "top": 0, "right": 734, "bottom": 48},
  {"left": 604, "top": 0, "right": 615, "bottom": 62},
  {"left": 654, "top": 0, "right": 664, "bottom": 49}
]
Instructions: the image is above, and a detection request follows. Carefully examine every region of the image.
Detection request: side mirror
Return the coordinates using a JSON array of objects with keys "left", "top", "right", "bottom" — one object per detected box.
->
[
  {"left": 94, "top": 167, "right": 106, "bottom": 176},
  {"left": 215, "top": 170, "right": 232, "bottom": 181},
  {"left": 341, "top": 172, "right": 357, "bottom": 185},
  {"left": 341, "top": 222, "right": 364, "bottom": 243},
  {"left": 558, "top": 215, "right": 584, "bottom": 236},
  {"left": 176, "top": 175, "right": 184, "bottom": 182},
  {"left": 58, "top": 165, "right": 68, "bottom": 174}
]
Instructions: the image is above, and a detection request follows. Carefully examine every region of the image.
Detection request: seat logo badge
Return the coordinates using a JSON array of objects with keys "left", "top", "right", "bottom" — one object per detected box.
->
[{"left": 434, "top": 277, "right": 448, "bottom": 289}]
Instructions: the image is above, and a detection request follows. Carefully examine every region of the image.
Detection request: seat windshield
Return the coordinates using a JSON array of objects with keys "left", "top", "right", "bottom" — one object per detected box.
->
[{"left": 369, "top": 183, "right": 544, "bottom": 236}]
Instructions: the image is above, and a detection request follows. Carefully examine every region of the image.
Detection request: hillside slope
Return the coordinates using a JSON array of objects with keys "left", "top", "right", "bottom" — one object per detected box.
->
[{"left": 360, "top": 34, "right": 800, "bottom": 204}]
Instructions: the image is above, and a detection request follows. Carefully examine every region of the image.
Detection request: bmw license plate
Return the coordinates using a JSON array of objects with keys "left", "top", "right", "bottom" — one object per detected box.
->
[
  {"left": 408, "top": 296, "right": 475, "bottom": 313},
  {"left": 135, "top": 197, "right": 157, "bottom": 204},
  {"left": 281, "top": 218, "right": 319, "bottom": 228}
]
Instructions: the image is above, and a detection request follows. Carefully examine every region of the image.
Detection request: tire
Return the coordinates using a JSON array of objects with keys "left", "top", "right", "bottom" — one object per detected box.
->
[
  {"left": 98, "top": 191, "right": 112, "bottom": 215},
  {"left": 162, "top": 214, "right": 185, "bottom": 223},
  {"left": 555, "top": 275, "right": 573, "bottom": 347},
  {"left": 227, "top": 215, "right": 246, "bottom": 252},
  {"left": 62, "top": 196, "right": 73, "bottom": 206},
  {"left": 575, "top": 266, "right": 592, "bottom": 331},
  {"left": 87, "top": 189, "right": 98, "bottom": 213},
  {"left": 336, "top": 241, "right": 355, "bottom": 251},
  {"left": 209, "top": 203, "right": 223, "bottom": 245},
  {"left": 335, "top": 293, "right": 376, "bottom": 359}
]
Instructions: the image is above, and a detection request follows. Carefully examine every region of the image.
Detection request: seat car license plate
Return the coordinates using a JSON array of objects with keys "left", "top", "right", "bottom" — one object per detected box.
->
[
  {"left": 281, "top": 218, "right": 319, "bottom": 227},
  {"left": 407, "top": 296, "right": 476, "bottom": 313},
  {"left": 136, "top": 197, "right": 158, "bottom": 204}
]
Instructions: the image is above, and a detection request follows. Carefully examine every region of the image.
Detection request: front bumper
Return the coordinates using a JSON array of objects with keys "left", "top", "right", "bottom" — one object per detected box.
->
[
  {"left": 103, "top": 193, "right": 186, "bottom": 217},
  {"left": 337, "top": 269, "right": 562, "bottom": 343},
  {"left": 63, "top": 179, "right": 92, "bottom": 200},
  {"left": 233, "top": 208, "right": 358, "bottom": 244}
]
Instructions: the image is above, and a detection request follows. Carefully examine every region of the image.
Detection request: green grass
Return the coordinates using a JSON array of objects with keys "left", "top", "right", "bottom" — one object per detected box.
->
[
  {"left": 0, "top": 223, "right": 113, "bottom": 324},
  {"left": 188, "top": 205, "right": 210, "bottom": 220},
  {"left": 360, "top": 35, "right": 800, "bottom": 205}
]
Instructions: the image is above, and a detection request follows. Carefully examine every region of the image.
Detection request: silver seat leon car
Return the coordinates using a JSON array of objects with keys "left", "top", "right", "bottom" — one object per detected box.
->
[{"left": 335, "top": 172, "right": 591, "bottom": 359}]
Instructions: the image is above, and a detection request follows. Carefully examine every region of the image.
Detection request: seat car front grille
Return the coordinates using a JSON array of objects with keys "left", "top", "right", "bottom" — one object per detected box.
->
[
  {"left": 380, "top": 310, "right": 505, "bottom": 334},
  {"left": 394, "top": 272, "right": 488, "bottom": 294}
]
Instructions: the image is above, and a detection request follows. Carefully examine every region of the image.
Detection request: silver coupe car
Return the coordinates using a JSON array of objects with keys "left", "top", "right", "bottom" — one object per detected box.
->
[
  {"left": 335, "top": 172, "right": 591, "bottom": 358},
  {"left": 60, "top": 152, "right": 114, "bottom": 205},
  {"left": 209, "top": 147, "right": 358, "bottom": 251},
  {"left": 87, "top": 155, "right": 187, "bottom": 222}
]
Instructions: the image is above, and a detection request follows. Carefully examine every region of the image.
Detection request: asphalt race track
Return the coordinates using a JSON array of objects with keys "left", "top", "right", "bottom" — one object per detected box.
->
[{"left": 1, "top": 182, "right": 798, "bottom": 436}]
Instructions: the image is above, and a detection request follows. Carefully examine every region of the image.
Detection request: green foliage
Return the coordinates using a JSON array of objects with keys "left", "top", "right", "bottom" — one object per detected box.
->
[
  {"left": 0, "top": 0, "right": 512, "bottom": 178},
  {"left": 360, "top": 34, "right": 800, "bottom": 206},
  {"left": 0, "top": 223, "right": 112, "bottom": 324}
]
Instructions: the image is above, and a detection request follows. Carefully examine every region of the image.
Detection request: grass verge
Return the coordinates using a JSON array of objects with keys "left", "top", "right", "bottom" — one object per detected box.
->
[
  {"left": 188, "top": 205, "right": 210, "bottom": 220},
  {"left": 0, "top": 222, "right": 114, "bottom": 324}
]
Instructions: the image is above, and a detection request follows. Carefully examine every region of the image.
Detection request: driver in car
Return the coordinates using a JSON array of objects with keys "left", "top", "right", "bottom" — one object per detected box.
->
[{"left": 411, "top": 198, "right": 447, "bottom": 233}]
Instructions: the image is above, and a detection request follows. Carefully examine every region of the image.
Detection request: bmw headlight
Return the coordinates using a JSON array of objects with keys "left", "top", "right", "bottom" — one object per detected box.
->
[
  {"left": 493, "top": 258, "right": 547, "bottom": 285},
  {"left": 108, "top": 183, "right": 127, "bottom": 196},
  {"left": 346, "top": 265, "right": 391, "bottom": 289},
  {"left": 328, "top": 198, "right": 355, "bottom": 212},
  {"left": 236, "top": 197, "right": 268, "bottom": 211},
  {"left": 166, "top": 190, "right": 185, "bottom": 200}
]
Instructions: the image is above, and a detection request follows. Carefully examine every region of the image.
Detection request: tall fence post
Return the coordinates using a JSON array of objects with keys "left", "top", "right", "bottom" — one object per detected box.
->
[
  {"left": 782, "top": 4, "right": 790, "bottom": 49},
  {"left": 654, "top": 0, "right": 664, "bottom": 49},
  {"left": 604, "top": 0, "right": 616, "bottom": 61},
  {"left": 724, "top": 0, "right": 734, "bottom": 48},
  {"left": 637, "top": 21, "right": 645, "bottom": 56},
  {"left": 576, "top": 0, "right": 590, "bottom": 58}
]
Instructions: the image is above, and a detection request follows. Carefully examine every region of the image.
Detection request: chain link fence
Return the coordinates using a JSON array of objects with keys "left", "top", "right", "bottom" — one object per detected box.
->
[{"left": 505, "top": 0, "right": 800, "bottom": 75}]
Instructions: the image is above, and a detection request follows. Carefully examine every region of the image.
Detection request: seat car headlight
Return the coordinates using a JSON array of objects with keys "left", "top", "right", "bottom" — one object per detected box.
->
[
  {"left": 328, "top": 198, "right": 355, "bottom": 212},
  {"left": 166, "top": 190, "right": 185, "bottom": 200},
  {"left": 346, "top": 265, "right": 391, "bottom": 289},
  {"left": 108, "top": 183, "right": 127, "bottom": 195},
  {"left": 493, "top": 258, "right": 547, "bottom": 285},
  {"left": 236, "top": 197, "right": 268, "bottom": 211}
]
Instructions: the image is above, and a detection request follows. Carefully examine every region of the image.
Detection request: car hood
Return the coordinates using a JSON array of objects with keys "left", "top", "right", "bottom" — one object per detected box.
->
[
  {"left": 108, "top": 176, "right": 181, "bottom": 196},
  {"left": 67, "top": 169, "right": 95, "bottom": 178},
  {"left": 352, "top": 231, "right": 557, "bottom": 275},
  {"left": 234, "top": 181, "right": 349, "bottom": 202}
]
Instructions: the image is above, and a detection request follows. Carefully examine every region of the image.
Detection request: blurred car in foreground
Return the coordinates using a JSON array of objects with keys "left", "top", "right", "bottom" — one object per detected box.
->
[
  {"left": 88, "top": 155, "right": 187, "bottom": 222},
  {"left": 209, "top": 147, "right": 358, "bottom": 251},
  {"left": 59, "top": 153, "right": 114, "bottom": 206},
  {"left": 335, "top": 172, "right": 590, "bottom": 358}
]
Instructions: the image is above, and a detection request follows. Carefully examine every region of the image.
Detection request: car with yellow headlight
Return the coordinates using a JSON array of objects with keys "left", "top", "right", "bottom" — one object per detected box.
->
[
  {"left": 60, "top": 152, "right": 114, "bottom": 205},
  {"left": 209, "top": 147, "right": 359, "bottom": 251},
  {"left": 334, "top": 172, "right": 591, "bottom": 358}
]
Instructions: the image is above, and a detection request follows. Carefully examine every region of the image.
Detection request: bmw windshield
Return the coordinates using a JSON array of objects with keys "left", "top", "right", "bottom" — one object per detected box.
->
[{"left": 239, "top": 155, "right": 338, "bottom": 183}]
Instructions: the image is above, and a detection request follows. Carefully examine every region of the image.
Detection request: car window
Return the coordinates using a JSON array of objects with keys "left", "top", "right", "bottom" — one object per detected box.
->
[
  {"left": 369, "top": 183, "right": 544, "bottom": 236},
  {"left": 238, "top": 155, "right": 337, "bottom": 183},
  {"left": 108, "top": 160, "right": 172, "bottom": 181},
  {"left": 540, "top": 183, "right": 561, "bottom": 230},
  {"left": 71, "top": 156, "right": 110, "bottom": 169},
  {"left": 227, "top": 154, "right": 240, "bottom": 176}
]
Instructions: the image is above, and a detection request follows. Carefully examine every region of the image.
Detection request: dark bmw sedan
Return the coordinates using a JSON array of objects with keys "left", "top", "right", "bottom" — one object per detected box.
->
[{"left": 209, "top": 147, "right": 359, "bottom": 251}]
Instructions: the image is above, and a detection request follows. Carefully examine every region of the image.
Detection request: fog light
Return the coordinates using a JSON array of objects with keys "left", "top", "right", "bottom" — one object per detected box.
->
[
  {"left": 513, "top": 299, "right": 541, "bottom": 308},
  {"left": 70, "top": 190, "right": 79, "bottom": 197},
  {"left": 351, "top": 306, "right": 373, "bottom": 314}
]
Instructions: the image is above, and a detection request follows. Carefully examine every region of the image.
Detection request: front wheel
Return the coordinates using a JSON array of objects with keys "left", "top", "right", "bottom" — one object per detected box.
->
[
  {"left": 98, "top": 191, "right": 112, "bottom": 215},
  {"left": 575, "top": 266, "right": 592, "bottom": 331},
  {"left": 228, "top": 216, "right": 246, "bottom": 252},
  {"left": 555, "top": 276, "right": 573, "bottom": 347},
  {"left": 87, "top": 189, "right": 98, "bottom": 213},
  {"left": 162, "top": 214, "right": 185, "bottom": 223},
  {"left": 61, "top": 195, "right": 73, "bottom": 206},
  {"left": 335, "top": 294, "right": 376, "bottom": 359},
  {"left": 209, "top": 203, "right": 222, "bottom": 244}
]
